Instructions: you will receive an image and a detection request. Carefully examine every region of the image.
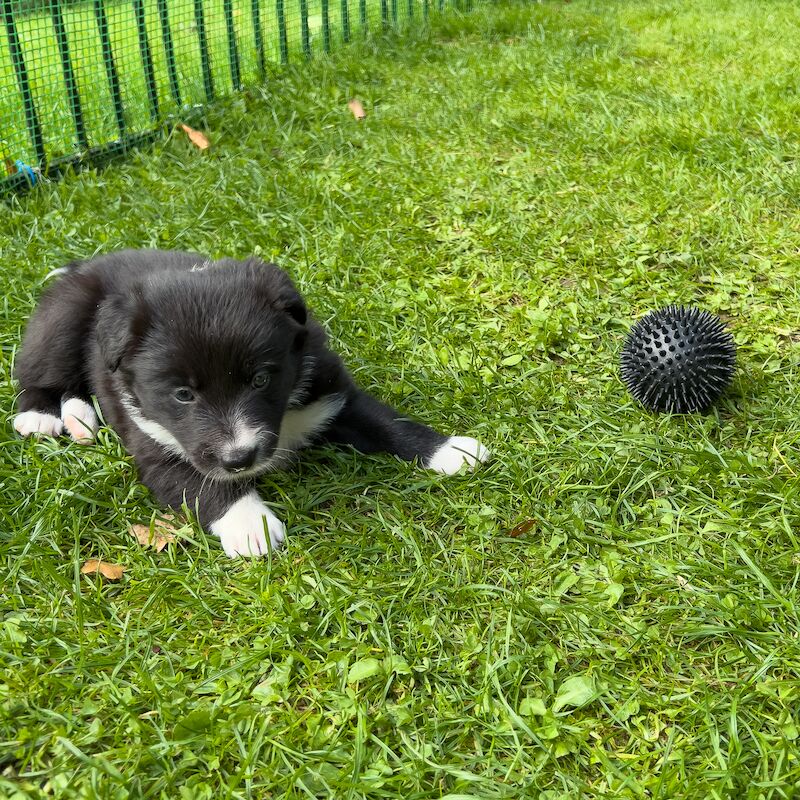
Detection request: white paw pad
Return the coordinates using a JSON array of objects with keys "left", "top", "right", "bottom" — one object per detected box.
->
[
  {"left": 14, "top": 411, "right": 64, "bottom": 438},
  {"left": 210, "top": 491, "right": 287, "bottom": 558},
  {"left": 426, "top": 436, "right": 490, "bottom": 475},
  {"left": 61, "top": 398, "right": 98, "bottom": 443}
]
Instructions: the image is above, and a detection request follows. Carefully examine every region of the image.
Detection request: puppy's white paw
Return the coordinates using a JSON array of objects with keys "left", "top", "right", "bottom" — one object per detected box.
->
[
  {"left": 210, "top": 491, "right": 286, "bottom": 558},
  {"left": 13, "top": 411, "right": 64, "bottom": 438},
  {"left": 61, "top": 398, "right": 98, "bottom": 444},
  {"left": 426, "top": 436, "right": 490, "bottom": 475}
]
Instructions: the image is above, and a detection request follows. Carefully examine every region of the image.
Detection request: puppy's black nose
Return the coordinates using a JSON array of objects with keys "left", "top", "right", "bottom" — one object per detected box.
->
[{"left": 221, "top": 447, "right": 258, "bottom": 473}]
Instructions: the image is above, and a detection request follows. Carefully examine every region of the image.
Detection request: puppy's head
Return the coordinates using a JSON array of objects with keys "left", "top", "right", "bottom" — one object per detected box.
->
[{"left": 97, "top": 260, "right": 308, "bottom": 479}]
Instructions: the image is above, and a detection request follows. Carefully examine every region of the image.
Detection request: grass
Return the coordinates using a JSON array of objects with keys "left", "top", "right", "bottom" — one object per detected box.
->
[
  {"left": 1, "top": 0, "right": 416, "bottom": 166},
  {"left": 3, "top": 0, "right": 800, "bottom": 795}
]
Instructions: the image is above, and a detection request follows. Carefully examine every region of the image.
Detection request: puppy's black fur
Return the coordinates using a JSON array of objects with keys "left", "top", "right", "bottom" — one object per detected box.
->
[{"left": 15, "top": 250, "right": 484, "bottom": 553}]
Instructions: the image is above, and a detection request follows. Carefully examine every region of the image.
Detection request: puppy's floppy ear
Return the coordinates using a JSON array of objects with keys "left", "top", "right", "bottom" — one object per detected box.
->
[
  {"left": 277, "top": 285, "right": 307, "bottom": 326},
  {"left": 248, "top": 258, "right": 308, "bottom": 325},
  {"left": 95, "top": 289, "right": 146, "bottom": 372},
  {"left": 274, "top": 278, "right": 307, "bottom": 351}
]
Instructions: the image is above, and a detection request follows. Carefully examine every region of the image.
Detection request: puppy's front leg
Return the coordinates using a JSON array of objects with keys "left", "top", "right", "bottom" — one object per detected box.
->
[
  {"left": 209, "top": 491, "right": 286, "bottom": 558},
  {"left": 137, "top": 457, "right": 285, "bottom": 558},
  {"left": 323, "top": 389, "right": 489, "bottom": 474}
]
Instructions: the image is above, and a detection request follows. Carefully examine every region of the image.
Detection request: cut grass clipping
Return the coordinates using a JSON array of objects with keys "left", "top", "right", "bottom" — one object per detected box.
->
[{"left": 3, "top": 0, "right": 800, "bottom": 797}]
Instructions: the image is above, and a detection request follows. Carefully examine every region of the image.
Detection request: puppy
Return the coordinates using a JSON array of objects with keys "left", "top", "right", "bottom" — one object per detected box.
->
[{"left": 13, "top": 249, "right": 489, "bottom": 557}]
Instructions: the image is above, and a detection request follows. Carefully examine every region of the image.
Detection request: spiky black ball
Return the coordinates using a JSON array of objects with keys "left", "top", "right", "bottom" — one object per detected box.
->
[{"left": 620, "top": 306, "right": 736, "bottom": 413}]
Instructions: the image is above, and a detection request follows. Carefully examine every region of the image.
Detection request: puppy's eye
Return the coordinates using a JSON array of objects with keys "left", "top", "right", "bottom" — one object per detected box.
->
[
  {"left": 174, "top": 387, "right": 195, "bottom": 403},
  {"left": 252, "top": 371, "right": 270, "bottom": 389}
]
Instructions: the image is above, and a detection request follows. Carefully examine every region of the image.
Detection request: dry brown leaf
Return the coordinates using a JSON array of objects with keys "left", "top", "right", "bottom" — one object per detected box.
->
[
  {"left": 508, "top": 520, "right": 536, "bottom": 538},
  {"left": 180, "top": 123, "right": 211, "bottom": 150},
  {"left": 347, "top": 99, "right": 366, "bottom": 120},
  {"left": 81, "top": 559, "right": 126, "bottom": 580},
  {"left": 130, "top": 515, "right": 179, "bottom": 552}
]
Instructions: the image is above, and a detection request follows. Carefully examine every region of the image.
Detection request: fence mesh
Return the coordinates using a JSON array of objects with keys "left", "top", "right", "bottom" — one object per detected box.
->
[{"left": 1, "top": 0, "right": 469, "bottom": 191}]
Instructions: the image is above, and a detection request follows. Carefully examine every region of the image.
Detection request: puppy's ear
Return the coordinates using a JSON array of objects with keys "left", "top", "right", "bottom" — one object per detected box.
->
[
  {"left": 275, "top": 283, "right": 308, "bottom": 351},
  {"left": 248, "top": 258, "right": 308, "bottom": 325},
  {"left": 272, "top": 270, "right": 307, "bottom": 325},
  {"left": 96, "top": 290, "right": 146, "bottom": 372},
  {"left": 278, "top": 286, "right": 307, "bottom": 326}
]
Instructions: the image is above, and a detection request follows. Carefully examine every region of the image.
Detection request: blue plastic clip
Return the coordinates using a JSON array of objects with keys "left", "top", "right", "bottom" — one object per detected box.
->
[{"left": 15, "top": 160, "right": 38, "bottom": 186}]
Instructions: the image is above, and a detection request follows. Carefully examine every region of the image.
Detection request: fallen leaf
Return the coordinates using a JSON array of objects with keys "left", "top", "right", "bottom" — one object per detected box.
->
[
  {"left": 130, "top": 515, "right": 178, "bottom": 552},
  {"left": 347, "top": 99, "right": 366, "bottom": 120},
  {"left": 80, "top": 560, "right": 126, "bottom": 580},
  {"left": 508, "top": 519, "right": 535, "bottom": 538},
  {"left": 180, "top": 123, "right": 211, "bottom": 150}
]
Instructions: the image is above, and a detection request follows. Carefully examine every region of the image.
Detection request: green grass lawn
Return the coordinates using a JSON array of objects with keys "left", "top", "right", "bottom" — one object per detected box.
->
[{"left": 3, "top": 0, "right": 800, "bottom": 796}]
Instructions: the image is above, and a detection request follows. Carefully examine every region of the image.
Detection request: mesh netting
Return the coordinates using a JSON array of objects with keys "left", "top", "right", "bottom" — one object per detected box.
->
[{"left": 1, "top": 0, "right": 469, "bottom": 190}]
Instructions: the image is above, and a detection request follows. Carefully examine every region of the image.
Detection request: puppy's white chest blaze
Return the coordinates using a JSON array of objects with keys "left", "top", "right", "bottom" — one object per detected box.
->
[{"left": 278, "top": 393, "right": 345, "bottom": 452}]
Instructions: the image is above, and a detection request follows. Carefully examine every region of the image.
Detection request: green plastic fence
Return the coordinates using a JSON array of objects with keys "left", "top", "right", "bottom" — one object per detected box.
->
[{"left": 1, "top": 0, "right": 468, "bottom": 192}]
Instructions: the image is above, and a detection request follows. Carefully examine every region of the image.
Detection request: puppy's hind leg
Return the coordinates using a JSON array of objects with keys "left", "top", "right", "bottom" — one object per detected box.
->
[
  {"left": 14, "top": 269, "right": 101, "bottom": 442},
  {"left": 60, "top": 397, "right": 99, "bottom": 444},
  {"left": 14, "top": 387, "right": 64, "bottom": 438},
  {"left": 14, "top": 392, "right": 99, "bottom": 443}
]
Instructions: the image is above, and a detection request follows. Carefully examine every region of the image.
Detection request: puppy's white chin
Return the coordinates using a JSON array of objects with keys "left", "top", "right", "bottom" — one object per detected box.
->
[{"left": 205, "top": 461, "right": 273, "bottom": 483}]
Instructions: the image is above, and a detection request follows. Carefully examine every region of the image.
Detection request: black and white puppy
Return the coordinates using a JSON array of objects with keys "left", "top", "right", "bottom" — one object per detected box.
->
[{"left": 13, "top": 250, "right": 489, "bottom": 557}]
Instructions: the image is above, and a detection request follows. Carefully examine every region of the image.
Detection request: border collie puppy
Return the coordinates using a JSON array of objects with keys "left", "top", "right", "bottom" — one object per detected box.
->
[{"left": 13, "top": 250, "right": 489, "bottom": 557}]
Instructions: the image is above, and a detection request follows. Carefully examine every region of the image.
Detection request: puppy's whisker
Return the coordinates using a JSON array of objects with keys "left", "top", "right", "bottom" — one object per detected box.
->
[
  {"left": 198, "top": 470, "right": 214, "bottom": 496},
  {"left": 255, "top": 433, "right": 279, "bottom": 450}
]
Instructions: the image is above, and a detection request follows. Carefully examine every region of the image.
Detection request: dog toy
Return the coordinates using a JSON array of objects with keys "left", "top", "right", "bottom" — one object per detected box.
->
[{"left": 620, "top": 305, "right": 736, "bottom": 413}]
